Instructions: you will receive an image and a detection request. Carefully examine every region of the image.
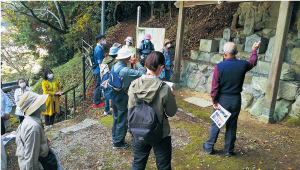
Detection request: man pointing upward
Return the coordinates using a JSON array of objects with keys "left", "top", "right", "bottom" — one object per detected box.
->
[{"left": 203, "top": 41, "right": 261, "bottom": 157}]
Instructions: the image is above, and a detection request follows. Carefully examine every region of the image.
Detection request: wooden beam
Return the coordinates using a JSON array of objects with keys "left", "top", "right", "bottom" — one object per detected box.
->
[
  {"left": 175, "top": 1, "right": 249, "bottom": 8},
  {"left": 173, "top": 1, "right": 186, "bottom": 85},
  {"left": 260, "top": 1, "right": 293, "bottom": 124}
]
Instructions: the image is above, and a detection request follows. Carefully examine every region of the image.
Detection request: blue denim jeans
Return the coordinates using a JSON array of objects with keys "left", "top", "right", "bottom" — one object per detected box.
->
[
  {"left": 165, "top": 69, "right": 171, "bottom": 82},
  {"left": 105, "top": 99, "right": 109, "bottom": 112}
]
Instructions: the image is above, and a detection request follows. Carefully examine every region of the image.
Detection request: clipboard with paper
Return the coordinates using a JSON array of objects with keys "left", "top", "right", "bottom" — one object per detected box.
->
[{"left": 210, "top": 104, "right": 231, "bottom": 129}]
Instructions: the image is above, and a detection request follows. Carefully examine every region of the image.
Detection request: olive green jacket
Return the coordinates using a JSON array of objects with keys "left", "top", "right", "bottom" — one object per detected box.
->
[
  {"left": 102, "top": 56, "right": 118, "bottom": 70},
  {"left": 128, "top": 76, "right": 177, "bottom": 138}
]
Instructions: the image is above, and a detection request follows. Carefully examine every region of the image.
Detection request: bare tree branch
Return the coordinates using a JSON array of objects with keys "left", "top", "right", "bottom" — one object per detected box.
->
[{"left": 54, "top": 1, "right": 68, "bottom": 30}]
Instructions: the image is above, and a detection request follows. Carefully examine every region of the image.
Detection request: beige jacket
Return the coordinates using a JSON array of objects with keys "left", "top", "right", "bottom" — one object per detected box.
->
[
  {"left": 15, "top": 115, "right": 49, "bottom": 170},
  {"left": 14, "top": 87, "right": 32, "bottom": 116}
]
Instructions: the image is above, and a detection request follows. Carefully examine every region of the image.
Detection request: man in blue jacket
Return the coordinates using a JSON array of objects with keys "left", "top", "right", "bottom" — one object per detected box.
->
[{"left": 93, "top": 35, "right": 106, "bottom": 107}]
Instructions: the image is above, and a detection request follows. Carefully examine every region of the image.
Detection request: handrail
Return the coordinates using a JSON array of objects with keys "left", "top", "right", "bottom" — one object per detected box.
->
[
  {"left": 82, "top": 37, "right": 92, "bottom": 48},
  {"left": 61, "top": 84, "right": 79, "bottom": 120},
  {"left": 82, "top": 46, "right": 90, "bottom": 53},
  {"left": 61, "top": 84, "right": 79, "bottom": 95},
  {"left": 82, "top": 37, "right": 95, "bottom": 101}
]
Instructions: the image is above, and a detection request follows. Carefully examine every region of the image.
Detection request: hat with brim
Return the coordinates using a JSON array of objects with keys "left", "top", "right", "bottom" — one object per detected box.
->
[
  {"left": 164, "top": 39, "right": 171, "bottom": 45},
  {"left": 144, "top": 34, "right": 152, "bottom": 40},
  {"left": 19, "top": 91, "right": 49, "bottom": 116},
  {"left": 124, "top": 37, "right": 133, "bottom": 44},
  {"left": 116, "top": 48, "right": 132, "bottom": 60},
  {"left": 113, "top": 43, "right": 122, "bottom": 48},
  {"left": 109, "top": 46, "right": 119, "bottom": 55}
]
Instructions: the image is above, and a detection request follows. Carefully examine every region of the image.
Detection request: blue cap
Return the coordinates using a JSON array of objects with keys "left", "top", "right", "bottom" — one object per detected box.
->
[{"left": 109, "top": 46, "right": 119, "bottom": 55}]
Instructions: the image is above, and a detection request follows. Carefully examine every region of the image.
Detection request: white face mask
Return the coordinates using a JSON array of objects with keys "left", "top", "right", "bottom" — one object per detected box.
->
[
  {"left": 102, "top": 40, "right": 106, "bottom": 45},
  {"left": 48, "top": 74, "right": 54, "bottom": 79},
  {"left": 167, "top": 44, "right": 171, "bottom": 48},
  {"left": 19, "top": 82, "right": 26, "bottom": 88},
  {"left": 126, "top": 42, "right": 130, "bottom": 45},
  {"left": 145, "top": 40, "right": 150, "bottom": 43}
]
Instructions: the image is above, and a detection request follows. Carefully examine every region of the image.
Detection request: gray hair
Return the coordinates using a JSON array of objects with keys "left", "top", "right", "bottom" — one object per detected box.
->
[{"left": 223, "top": 42, "right": 237, "bottom": 55}]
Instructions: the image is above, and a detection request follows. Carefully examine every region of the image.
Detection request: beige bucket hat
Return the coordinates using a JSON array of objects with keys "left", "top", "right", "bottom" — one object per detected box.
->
[
  {"left": 116, "top": 48, "right": 132, "bottom": 60},
  {"left": 19, "top": 91, "right": 49, "bottom": 116},
  {"left": 124, "top": 37, "right": 133, "bottom": 44}
]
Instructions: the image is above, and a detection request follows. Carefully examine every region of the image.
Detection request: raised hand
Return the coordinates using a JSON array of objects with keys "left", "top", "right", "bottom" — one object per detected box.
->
[{"left": 252, "top": 41, "right": 261, "bottom": 51}]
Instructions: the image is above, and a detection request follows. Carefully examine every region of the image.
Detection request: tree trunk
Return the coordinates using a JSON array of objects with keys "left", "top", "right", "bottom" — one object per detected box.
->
[
  {"left": 54, "top": 1, "right": 68, "bottom": 30},
  {"left": 151, "top": 4, "right": 154, "bottom": 18},
  {"left": 113, "top": 2, "right": 119, "bottom": 25}
]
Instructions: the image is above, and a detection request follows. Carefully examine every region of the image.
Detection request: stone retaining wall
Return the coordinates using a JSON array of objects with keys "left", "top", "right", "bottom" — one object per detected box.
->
[{"left": 178, "top": 1, "right": 300, "bottom": 122}]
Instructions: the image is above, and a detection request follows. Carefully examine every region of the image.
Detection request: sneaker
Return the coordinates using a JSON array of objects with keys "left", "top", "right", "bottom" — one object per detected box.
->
[
  {"left": 103, "top": 111, "right": 112, "bottom": 115},
  {"left": 113, "top": 142, "right": 129, "bottom": 149},
  {"left": 93, "top": 103, "right": 105, "bottom": 107}
]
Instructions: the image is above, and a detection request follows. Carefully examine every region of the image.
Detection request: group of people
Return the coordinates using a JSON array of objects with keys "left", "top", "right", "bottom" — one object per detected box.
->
[
  {"left": 91, "top": 34, "right": 178, "bottom": 169},
  {"left": 0, "top": 30, "right": 262, "bottom": 169}
]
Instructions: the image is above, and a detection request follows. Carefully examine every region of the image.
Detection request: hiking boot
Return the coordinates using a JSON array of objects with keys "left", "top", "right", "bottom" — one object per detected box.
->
[{"left": 113, "top": 142, "right": 129, "bottom": 149}]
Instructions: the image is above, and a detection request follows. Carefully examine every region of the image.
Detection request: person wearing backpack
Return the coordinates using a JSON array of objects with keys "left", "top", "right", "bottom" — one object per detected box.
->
[
  {"left": 138, "top": 34, "right": 155, "bottom": 67},
  {"left": 128, "top": 51, "right": 177, "bottom": 170},
  {"left": 93, "top": 34, "right": 106, "bottom": 107},
  {"left": 111, "top": 48, "right": 146, "bottom": 149},
  {"left": 101, "top": 46, "right": 119, "bottom": 115},
  {"left": 158, "top": 39, "right": 173, "bottom": 81}
]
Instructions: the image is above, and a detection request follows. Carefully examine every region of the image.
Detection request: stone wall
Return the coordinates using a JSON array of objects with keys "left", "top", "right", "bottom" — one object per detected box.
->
[{"left": 179, "top": 2, "right": 300, "bottom": 122}]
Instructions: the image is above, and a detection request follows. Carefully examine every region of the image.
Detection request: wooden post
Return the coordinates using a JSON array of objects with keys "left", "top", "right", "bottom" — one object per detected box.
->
[
  {"left": 260, "top": 1, "right": 293, "bottom": 124},
  {"left": 173, "top": 1, "right": 186, "bottom": 88}
]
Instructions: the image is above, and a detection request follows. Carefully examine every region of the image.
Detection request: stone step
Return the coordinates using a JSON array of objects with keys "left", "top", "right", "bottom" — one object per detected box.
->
[
  {"left": 184, "top": 97, "right": 213, "bottom": 108},
  {"left": 59, "top": 119, "right": 100, "bottom": 137}
]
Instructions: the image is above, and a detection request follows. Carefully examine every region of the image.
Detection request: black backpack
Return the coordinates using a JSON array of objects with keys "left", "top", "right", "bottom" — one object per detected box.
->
[
  {"left": 141, "top": 40, "right": 154, "bottom": 51},
  {"left": 128, "top": 82, "right": 164, "bottom": 143},
  {"left": 89, "top": 52, "right": 98, "bottom": 70}
]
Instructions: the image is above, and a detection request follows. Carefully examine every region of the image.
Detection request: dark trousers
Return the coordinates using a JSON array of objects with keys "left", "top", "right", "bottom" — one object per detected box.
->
[
  {"left": 165, "top": 69, "right": 171, "bottom": 82},
  {"left": 93, "top": 73, "right": 102, "bottom": 105},
  {"left": 44, "top": 114, "right": 55, "bottom": 126},
  {"left": 204, "top": 94, "right": 241, "bottom": 153},
  {"left": 131, "top": 136, "right": 172, "bottom": 170},
  {"left": 1, "top": 118, "right": 5, "bottom": 135},
  {"left": 19, "top": 116, "right": 24, "bottom": 124},
  {"left": 112, "top": 94, "right": 128, "bottom": 145}
]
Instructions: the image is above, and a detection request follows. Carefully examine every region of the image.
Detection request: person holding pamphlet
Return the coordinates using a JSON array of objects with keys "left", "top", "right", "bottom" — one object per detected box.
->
[{"left": 202, "top": 41, "right": 261, "bottom": 157}]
